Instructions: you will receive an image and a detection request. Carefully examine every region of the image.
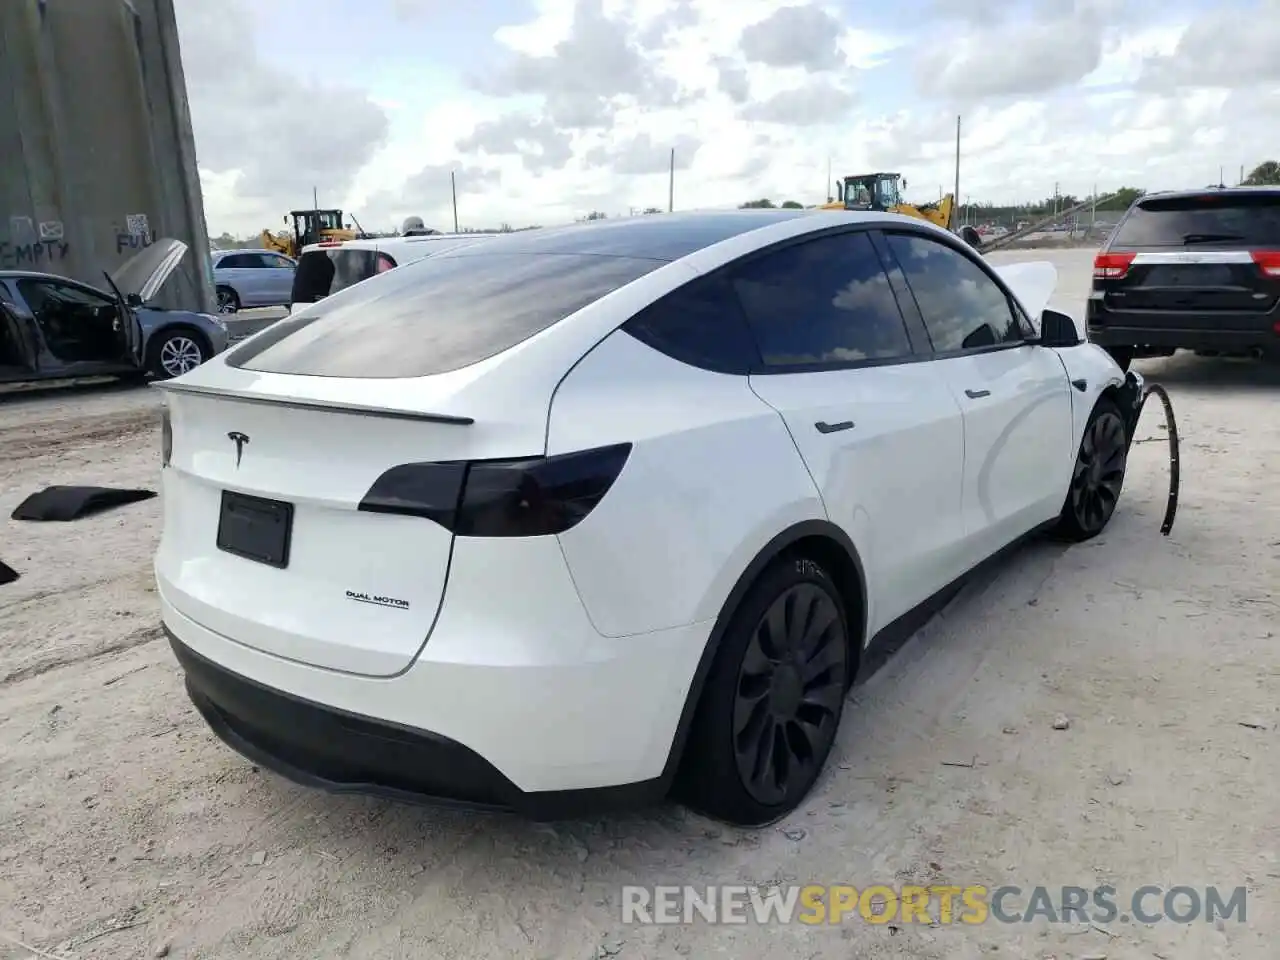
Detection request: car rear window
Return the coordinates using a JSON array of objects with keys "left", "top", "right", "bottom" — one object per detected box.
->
[
  {"left": 1110, "top": 193, "right": 1280, "bottom": 248},
  {"left": 231, "top": 252, "right": 663, "bottom": 378},
  {"left": 289, "top": 248, "right": 383, "bottom": 305}
]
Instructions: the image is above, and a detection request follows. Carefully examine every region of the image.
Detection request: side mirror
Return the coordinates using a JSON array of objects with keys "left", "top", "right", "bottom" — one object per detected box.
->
[
  {"left": 1038, "top": 308, "right": 1081, "bottom": 348},
  {"left": 125, "top": 293, "right": 144, "bottom": 308}
]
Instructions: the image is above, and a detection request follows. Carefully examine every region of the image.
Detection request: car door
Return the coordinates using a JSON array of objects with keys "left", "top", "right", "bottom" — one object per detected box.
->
[
  {"left": 14, "top": 277, "right": 133, "bottom": 374},
  {"left": 882, "top": 230, "right": 1074, "bottom": 561},
  {"left": 262, "top": 253, "right": 296, "bottom": 305},
  {"left": 215, "top": 252, "right": 251, "bottom": 305},
  {"left": 0, "top": 294, "right": 37, "bottom": 378},
  {"left": 730, "top": 229, "right": 970, "bottom": 637}
]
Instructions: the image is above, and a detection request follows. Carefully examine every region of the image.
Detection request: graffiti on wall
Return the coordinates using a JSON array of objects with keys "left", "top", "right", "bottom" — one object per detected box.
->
[
  {"left": 0, "top": 216, "right": 70, "bottom": 269},
  {"left": 115, "top": 213, "right": 156, "bottom": 254}
]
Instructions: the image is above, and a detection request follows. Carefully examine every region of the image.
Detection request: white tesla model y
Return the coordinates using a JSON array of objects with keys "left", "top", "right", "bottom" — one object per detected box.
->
[{"left": 155, "top": 210, "right": 1144, "bottom": 826}]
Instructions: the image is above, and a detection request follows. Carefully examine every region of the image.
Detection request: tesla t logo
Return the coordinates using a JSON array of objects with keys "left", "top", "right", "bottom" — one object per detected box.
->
[{"left": 227, "top": 431, "right": 250, "bottom": 468}]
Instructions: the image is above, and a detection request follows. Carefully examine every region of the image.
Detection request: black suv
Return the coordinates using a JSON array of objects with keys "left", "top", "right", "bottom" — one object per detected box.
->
[{"left": 1086, "top": 187, "right": 1280, "bottom": 369}]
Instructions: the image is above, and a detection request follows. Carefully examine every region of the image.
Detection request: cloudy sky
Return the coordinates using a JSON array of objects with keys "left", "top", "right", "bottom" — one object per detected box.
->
[{"left": 174, "top": 0, "right": 1280, "bottom": 236}]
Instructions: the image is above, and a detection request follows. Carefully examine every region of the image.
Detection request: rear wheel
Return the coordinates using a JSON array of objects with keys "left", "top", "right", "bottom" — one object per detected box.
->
[
  {"left": 216, "top": 286, "right": 240, "bottom": 314},
  {"left": 1054, "top": 398, "right": 1128, "bottom": 542},
  {"left": 677, "top": 555, "right": 850, "bottom": 826}
]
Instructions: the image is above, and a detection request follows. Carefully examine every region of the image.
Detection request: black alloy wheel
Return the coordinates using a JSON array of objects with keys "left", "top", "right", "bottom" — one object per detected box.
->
[
  {"left": 732, "top": 582, "right": 848, "bottom": 807},
  {"left": 1066, "top": 404, "right": 1127, "bottom": 537}
]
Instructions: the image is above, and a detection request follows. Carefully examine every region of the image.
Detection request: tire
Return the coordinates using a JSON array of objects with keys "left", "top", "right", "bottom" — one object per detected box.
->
[
  {"left": 1104, "top": 346, "right": 1133, "bottom": 372},
  {"left": 216, "top": 286, "right": 240, "bottom": 314},
  {"left": 1053, "top": 398, "right": 1129, "bottom": 542},
  {"left": 147, "top": 328, "right": 209, "bottom": 380},
  {"left": 676, "top": 554, "right": 851, "bottom": 826}
]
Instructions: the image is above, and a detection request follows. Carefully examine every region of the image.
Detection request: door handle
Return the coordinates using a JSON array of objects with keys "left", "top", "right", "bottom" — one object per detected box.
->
[
  {"left": 1071, "top": 378, "right": 1088, "bottom": 392},
  {"left": 964, "top": 389, "right": 991, "bottom": 399},
  {"left": 815, "top": 420, "right": 854, "bottom": 434}
]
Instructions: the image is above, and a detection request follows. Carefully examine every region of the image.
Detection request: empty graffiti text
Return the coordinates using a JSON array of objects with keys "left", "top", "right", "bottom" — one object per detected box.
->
[{"left": 0, "top": 240, "right": 71, "bottom": 269}]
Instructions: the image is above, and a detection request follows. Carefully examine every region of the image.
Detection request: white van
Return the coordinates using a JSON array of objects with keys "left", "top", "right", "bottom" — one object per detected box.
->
[{"left": 288, "top": 234, "right": 494, "bottom": 314}]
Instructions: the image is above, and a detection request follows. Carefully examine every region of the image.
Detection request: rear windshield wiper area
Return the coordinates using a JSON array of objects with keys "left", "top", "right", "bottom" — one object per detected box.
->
[{"left": 1181, "top": 233, "right": 1246, "bottom": 243}]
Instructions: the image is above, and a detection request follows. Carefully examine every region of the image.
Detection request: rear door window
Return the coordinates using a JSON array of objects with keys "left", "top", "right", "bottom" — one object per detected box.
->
[
  {"left": 727, "top": 231, "right": 916, "bottom": 368},
  {"left": 289, "top": 248, "right": 379, "bottom": 305},
  {"left": 235, "top": 252, "right": 664, "bottom": 378},
  {"left": 1111, "top": 194, "right": 1280, "bottom": 248}
]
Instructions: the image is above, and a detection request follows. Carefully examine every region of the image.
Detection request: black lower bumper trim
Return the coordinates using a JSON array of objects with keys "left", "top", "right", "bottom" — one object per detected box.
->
[
  {"left": 1087, "top": 324, "right": 1279, "bottom": 354},
  {"left": 167, "top": 627, "right": 667, "bottom": 820}
]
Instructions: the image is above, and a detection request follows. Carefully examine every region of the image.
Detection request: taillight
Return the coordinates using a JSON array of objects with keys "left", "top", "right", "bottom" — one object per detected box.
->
[
  {"left": 160, "top": 406, "right": 172, "bottom": 467},
  {"left": 1250, "top": 250, "right": 1280, "bottom": 278},
  {"left": 1093, "top": 252, "right": 1135, "bottom": 280},
  {"left": 359, "top": 443, "right": 632, "bottom": 536}
]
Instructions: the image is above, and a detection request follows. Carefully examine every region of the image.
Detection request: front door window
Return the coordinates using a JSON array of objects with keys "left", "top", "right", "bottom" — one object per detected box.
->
[{"left": 16, "top": 279, "right": 123, "bottom": 364}]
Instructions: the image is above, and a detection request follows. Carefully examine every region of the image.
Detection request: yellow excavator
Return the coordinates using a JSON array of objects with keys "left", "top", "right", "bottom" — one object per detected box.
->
[
  {"left": 259, "top": 209, "right": 362, "bottom": 259},
  {"left": 821, "top": 172, "right": 983, "bottom": 248}
]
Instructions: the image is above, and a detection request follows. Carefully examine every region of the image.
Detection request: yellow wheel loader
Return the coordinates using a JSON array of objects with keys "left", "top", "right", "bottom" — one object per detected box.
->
[
  {"left": 821, "top": 172, "right": 984, "bottom": 248},
  {"left": 259, "top": 209, "right": 361, "bottom": 259}
]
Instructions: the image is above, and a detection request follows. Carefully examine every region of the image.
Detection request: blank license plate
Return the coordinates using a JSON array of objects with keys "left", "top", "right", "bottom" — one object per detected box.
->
[
  {"left": 216, "top": 491, "right": 293, "bottom": 568},
  {"left": 1146, "top": 265, "right": 1233, "bottom": 286}
]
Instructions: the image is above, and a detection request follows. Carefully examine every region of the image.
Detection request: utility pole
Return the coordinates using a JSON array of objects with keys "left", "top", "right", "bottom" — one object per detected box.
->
[
  {"left": 1219, "top": 165, "right": 1225, "bottom": 187},
  {"left": 827, "top": 156, "right": 832, "bottom": 202},
  {"left": 953, "top": 115, "right": 961, "bottom": 229},
  {"left": 451, "top": 171, "right": 458, "bottom": 233},
  {"left": 313, "top": 185, "right": 318, "bottom": 210},
  {"left": 1240, "top": 164, "right": 1245, "bottom": 185},
  {"left": 1091, "top": 182, "right": 1097, "bottom": 231},
  {"left": 668, "top": 148, "right": 675, "bottom": 212}
]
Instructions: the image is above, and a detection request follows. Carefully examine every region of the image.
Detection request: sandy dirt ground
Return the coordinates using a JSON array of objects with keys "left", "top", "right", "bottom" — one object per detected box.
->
[{"left": 1, "top": 248, "right": 1277, "bottom": 960}]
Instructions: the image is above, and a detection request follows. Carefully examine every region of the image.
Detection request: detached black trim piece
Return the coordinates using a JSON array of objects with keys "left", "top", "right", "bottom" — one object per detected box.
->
[{"left": 168, "top": 628, "right": 666, "bottom": 820}]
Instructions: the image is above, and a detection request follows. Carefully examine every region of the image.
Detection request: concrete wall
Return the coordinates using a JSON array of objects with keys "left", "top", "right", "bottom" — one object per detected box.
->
[{"left": 0, "top": 0, "right": 213, "bottom": 312}]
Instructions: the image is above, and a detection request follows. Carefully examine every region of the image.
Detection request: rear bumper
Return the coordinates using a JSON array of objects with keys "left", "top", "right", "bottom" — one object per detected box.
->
[
  {"left": 158, "top": 535, "right": 711, "bottom": 814},
  {"left": 170, "top": 629, "right": 663, "bottom": 819},
  {"left": 1086, "top": 297, "right": 1280, "bottom": 353}
]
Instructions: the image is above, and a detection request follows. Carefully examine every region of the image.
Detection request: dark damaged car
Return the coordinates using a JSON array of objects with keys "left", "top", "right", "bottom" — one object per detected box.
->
[{"left": 0, "top": 238, "right": 229, "bottom": 384}]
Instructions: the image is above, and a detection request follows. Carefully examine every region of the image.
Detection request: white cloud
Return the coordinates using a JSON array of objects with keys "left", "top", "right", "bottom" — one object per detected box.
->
[{"left": 180, "top": 0, "right": 1280, "bottom": 237}]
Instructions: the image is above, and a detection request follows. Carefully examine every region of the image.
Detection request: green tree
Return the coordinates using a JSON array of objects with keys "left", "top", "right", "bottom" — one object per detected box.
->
[
  {"left": 584, "top": 210, "right": 608, "bottom": 220},
  {"left": 739, "top": 198, "right": 775, "bottom": 208},
  {"left": 780, "top": 200, "right": 803, "bottom": 209},
  {"left": 1095, "top": 186, "right": 1146, "bottom": 211},
  {"left": 1243, "top": 161, "right": 1280, "bottom": 185}
]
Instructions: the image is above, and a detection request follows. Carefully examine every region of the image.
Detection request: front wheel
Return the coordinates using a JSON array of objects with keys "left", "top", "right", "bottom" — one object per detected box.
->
[
  {"left": 676, "top": 556, "right": 850, "bottom": 826},
  {"left": 1054, "top": 398, "right": 1129, "bottom": 542},
  {"left": 147, "top": 329, "right": 208, "bottom": 380}
]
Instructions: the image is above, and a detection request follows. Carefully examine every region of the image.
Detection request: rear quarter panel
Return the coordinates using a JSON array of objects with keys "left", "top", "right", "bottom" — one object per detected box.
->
[{"left": 548, "top": 329, "right": 825, "bottom": 639}]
